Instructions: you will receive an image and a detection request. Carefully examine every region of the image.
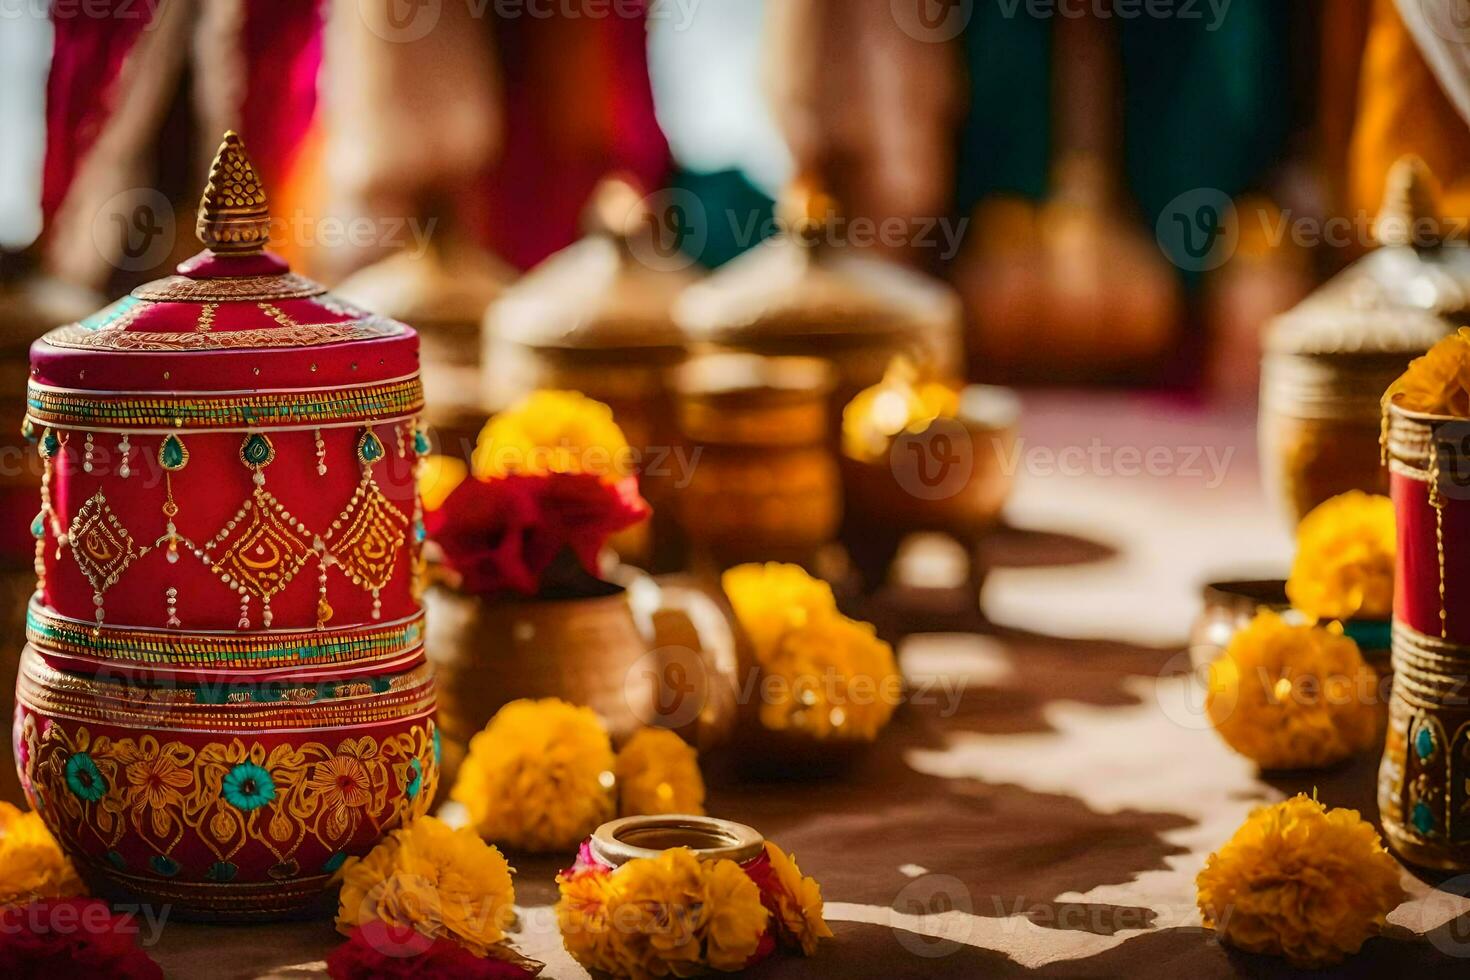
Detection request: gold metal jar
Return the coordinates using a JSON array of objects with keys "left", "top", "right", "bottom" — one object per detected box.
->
[
  {"left": 671, "top": 353, "right": 841, "bottom": 571},
  {"left": 674, "top": 180, "right": 965, "bottom": 422},
  {"left": 1259, "top": 156, "right": 1468, "bottom": 525},
  {"left": 482, "top": 177, "right": 698, "bottom": 570},
  {"left": 422, "top": 572, "right": 740, "bottom": 793},
  {"left": 335, "top": 236, "right": 514, "bottom": 460}
]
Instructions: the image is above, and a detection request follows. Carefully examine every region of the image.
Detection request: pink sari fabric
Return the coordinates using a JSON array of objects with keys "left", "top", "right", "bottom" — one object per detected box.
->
[
  {"left": 42, "top": 0, "right": 156, "bottom": 223},
  {"left": 479, "top": 11, "right": 670, "bottom": 269}
]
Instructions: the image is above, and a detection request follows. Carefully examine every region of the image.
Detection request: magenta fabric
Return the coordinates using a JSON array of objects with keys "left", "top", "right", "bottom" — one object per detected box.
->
[{"left": 42, "top": 0, "right": 157, "bottom": 223}]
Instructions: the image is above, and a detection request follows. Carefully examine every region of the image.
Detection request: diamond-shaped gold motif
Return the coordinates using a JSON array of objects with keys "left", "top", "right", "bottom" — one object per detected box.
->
[
  {"left": 209, "top": 496, "right": 313, "bottom": 601},
  {"left": 68, "top": 491, "right": 142, "bottom": 592},
  {"left": 329, "top": 480, "right": 406, "bottom": 593}
]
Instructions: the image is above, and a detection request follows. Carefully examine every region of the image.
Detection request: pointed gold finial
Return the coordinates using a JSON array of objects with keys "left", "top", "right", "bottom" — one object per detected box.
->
[
  {"left": 1374, "top": 155, "right": 1442, "bottom": 249},
  {"left": 196, "top": 131, "right": 270, "bottom": 254},
  {"left": 777, "top": 175, "right": 838, "bottom": 246}
]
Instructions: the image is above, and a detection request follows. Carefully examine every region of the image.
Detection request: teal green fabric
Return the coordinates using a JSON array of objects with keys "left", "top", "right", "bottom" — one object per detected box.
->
[
  {"left": 669, "top": 168, "right": 775, "bottom": 269},
  {"left": 955, "top": 1, "right": 1054, "bottom": 213},
  {"left": 671, "top": 0, "right": 1292, "bottom": 287}
]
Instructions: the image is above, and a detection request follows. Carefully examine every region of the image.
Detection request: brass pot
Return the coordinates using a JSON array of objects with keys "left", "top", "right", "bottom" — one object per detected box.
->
[
  {"left": 1189, "top": 578, "right": 1392, "bottom": 679},
  {"left": 1259, "top": 156, "right": 1468, "bottom": 525},
  {"left": 334, "top": 236, "right": 514, "bottom": 460},
  {"left": 672, "top": 354, "right": 841, "bottom": 570},
  {"left": 482, "top": 177, "right": 698, "bottom": 570},
  {"left": 423, "top": 573, "right": 741, "bottom": 791},
  {"left": 674, "top": 180, "right": 965, "bottom": 421},
  {"left": 839, "top": 385, "right": 1019, "bottom": 589}
]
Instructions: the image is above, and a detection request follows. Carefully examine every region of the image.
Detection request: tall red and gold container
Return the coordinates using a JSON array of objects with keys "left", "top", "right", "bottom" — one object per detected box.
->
[
  {"left": 1381, "top": 400, "right": 1470, "bottom": 871},
  {"left": 12, "top": 134, "right": 438, "bottom": 918}
]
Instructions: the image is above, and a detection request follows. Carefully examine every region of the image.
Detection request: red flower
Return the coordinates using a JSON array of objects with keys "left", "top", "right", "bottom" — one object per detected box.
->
[
  {"left": 327, "top": 927, "right": 536, "bottom": 979},
  {"left": 531, "top": 473, "right": 650, "bottom": 573},
  {"left": 425, "top": 476, "right": 541, "bottom": 596},
  {"left": 0, "top": 899, "right": 163, "bottom": 980},
  {"left": 427, "top": 473, "right": 650, "bottom": 599}
]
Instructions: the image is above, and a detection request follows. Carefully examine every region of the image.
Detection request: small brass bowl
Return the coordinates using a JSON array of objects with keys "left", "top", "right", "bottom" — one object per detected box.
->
[
  {"left": 1190, "top": 578, "right": 1391, "bottom": 677},
  {"left": 590, "top": 815, "right": 765, "bottom": 868}
]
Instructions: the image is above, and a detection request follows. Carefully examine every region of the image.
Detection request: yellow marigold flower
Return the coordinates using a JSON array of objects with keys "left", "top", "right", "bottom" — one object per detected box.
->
[
  {"left": 722, "top": 562, "right": 839, "bottom": 664},
  {"left": 556, "top": 868, "right": 631, "bottom": 977},
  {"left": 452, "top": 698, "right": 616, "bottom": 852},
  {"left": 842, "top": 357, "right": 960, "bottom": 463},
  {"left": 473, "top": 390, "right": 633, "bottom": 480},
  {"left": 615, "top": 728, "right": 706, "bottom": 817},
  {"left": 761, "top": 614, "right": 902, "bottom": 742},
  {"left": 335, "top": 815, "right": 515, "bottom": 957},
  {"left": 556, "top": 848, "right": 769, "bottom": 978},
  {"left": 1384, "top": 328, "right": 1470, "bottom": 417},
  {"left": 701, "top": 858, "right": 770, "bottom": 971},
  {"left": 1206, "top": 611, "right": 1379, "bottom": 770},
  {"left": 760, "top": 841, "right": 832, "bottom": 956},
  {"left": 1286, "top": 491, "right": 1395, "bottom": 622},
  {"left": 0, "top": 802, "right": 85, "bottom": 907},
  {"left": 1197, "top": 794, "right": 1406, "bottom": 968},
  {"left": 418, "top": 454, "right": 468, "bottom": 512},
  {"left": 616, "top": 848, "right": 709, "bottom": 973}
]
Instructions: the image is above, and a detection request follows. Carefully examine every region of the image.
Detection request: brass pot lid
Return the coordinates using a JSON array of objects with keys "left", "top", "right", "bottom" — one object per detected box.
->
[
  {"left": 674, "top": 179, "right": 960, "bottom": 349},
  {"left": 487, "top": 175, "right": 695, "bottom": 355},
  {"left": 1266, "top": 156, "right": 1468, "bottom": 358},
  {"left": 334, "top": 235, "right": 514, "bottom": 330}
]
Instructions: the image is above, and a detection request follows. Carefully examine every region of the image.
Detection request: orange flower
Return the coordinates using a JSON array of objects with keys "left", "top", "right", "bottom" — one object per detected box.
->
[
  {"left": 757, "top": 841, "right": 832, "bottom": 956},
  {"left": 1384, "top": 328, "right": 1470, "bottom": 416},
  {"left": 114, "top": 736, "right": 192, "bottom": 839},
  {"left": 1286, "top": 492, "right": 1395, "bottom": 622},
  {"left": 1207, "top": 611, "right": 1379, "bottom": 770},
  {"left": 1198, "top": 795, "right": 1405, "bottom": 968},
  {"left": 0, "top": 803, "right": 85, "bottom": 907}
]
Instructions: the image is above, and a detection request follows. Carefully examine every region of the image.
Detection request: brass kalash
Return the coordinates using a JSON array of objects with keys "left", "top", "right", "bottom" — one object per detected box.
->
[{"left": 1261, "top": 157, "right": 1470, "bottom": 526}]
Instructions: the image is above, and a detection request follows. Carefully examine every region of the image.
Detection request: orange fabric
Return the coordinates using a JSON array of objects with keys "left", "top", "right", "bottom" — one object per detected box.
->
[
  {"left": 269, "top": 118, "right": 327, "bottom": 277},
  {"left": 1349, "top": 0, "right": 1470, "bottom": 231},
  {"left": 1317, "top": 0, "right": 1371, "bottom": 213}
]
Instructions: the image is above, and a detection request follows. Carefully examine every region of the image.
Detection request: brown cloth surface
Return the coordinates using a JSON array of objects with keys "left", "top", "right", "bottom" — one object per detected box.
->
[{"left": 125, "top": 394, "right": 1470, "bottom": 976}]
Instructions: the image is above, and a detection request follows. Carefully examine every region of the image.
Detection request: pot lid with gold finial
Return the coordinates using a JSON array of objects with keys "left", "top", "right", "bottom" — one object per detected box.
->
[
  {"left": 1265, "top": 156, "right": 1470, "bottom": 359},
  {"left": 334, "top": 233, "right": 514, "bottom": 334},
  {"left": 28, "top": 131, "right": 419, "bottom": 406},
  {"left": 674, "top": 177, "right": 961, "bottom": 356},
  {"left": 486, "top": 175, "right": 695, "bottom": 358}
]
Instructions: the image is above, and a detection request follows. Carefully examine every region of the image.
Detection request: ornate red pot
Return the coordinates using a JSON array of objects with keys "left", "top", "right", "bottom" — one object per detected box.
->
[
  {"left": 12, "top": 134, "right": 437, "bottom": 918},
  {"left": 1381, "top": 404, "right": 1470, "bottom": 871}
]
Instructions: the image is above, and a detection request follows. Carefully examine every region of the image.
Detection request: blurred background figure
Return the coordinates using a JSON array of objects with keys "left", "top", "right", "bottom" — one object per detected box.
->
[{"left": 17, "top": 0, "right": 1470, "bottom": 393}]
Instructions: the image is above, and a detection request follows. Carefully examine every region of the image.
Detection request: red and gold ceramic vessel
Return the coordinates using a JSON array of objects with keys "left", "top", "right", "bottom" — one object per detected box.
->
[
  {"left": 1381, "top": 403, "right": 1470, "bottom": 871},
  {"left": 12, "top": 134, "right": 438, "bottom": 918}
]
